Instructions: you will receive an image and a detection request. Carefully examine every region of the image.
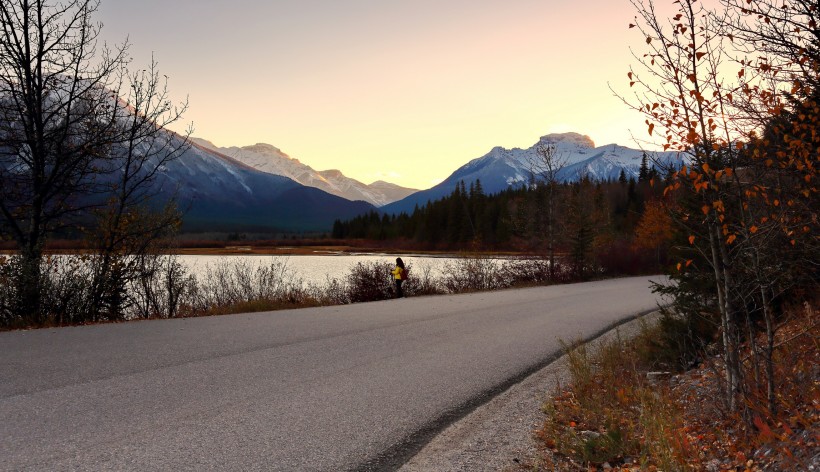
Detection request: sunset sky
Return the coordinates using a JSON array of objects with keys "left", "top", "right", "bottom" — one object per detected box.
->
[{"left": 98, "top": 0, "right": 686, "bottom": 189}]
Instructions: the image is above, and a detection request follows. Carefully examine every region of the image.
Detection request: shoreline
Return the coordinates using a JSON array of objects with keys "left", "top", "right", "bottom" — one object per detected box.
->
[{"left": 1, "top": 245, "right": 534, "bottom": 257}]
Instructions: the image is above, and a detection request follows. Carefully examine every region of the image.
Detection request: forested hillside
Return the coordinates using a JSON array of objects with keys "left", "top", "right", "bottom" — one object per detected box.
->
[{"left": 334, "top": 167, "right": 668, "bottom": 273}]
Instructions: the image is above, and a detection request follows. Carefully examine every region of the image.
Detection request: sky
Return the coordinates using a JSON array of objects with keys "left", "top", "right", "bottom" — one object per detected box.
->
[{"left": 97, "top": 0, "right": 675, "bottom": 189}]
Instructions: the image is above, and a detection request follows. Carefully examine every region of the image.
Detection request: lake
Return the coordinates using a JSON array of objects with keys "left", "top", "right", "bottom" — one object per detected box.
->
[{"left": 176, "top": 253, "right": 476, "bottom": 286}]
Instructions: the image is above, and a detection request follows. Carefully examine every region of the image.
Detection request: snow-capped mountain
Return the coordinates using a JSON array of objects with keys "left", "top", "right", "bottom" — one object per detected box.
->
[
  {"left": 382, "top": 132, "right": 686, "bottom": 215},
  {"left": 192, "top": 139, "right": 417, "bottom": 207},
  {"left": 150, "top": 138, "right": 375, "bottom": 232}
]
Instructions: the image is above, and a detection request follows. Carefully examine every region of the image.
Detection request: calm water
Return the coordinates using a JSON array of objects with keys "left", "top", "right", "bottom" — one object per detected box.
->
[{"left": 176, "top": 254, "right": 468, "bottom": 285}]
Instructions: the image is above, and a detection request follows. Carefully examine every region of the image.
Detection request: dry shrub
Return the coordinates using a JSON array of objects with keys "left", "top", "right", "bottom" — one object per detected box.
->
[
  {"left": 537, "top": 327, "right": 695, "bottom": 470},
  {"left": 345, "top": 261, "right": 396, "bottom": 302},
  {"left": 440, "top": 255, "right": 504, "bottom": 293},
  {"left": 403, "top": 262, "right": 445, "bottom": 296}
]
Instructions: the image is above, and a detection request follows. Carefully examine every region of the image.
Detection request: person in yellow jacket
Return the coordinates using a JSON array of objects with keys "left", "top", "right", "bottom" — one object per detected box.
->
[{"left": 390, "top": 257, "right": 406, "bottom": 298}]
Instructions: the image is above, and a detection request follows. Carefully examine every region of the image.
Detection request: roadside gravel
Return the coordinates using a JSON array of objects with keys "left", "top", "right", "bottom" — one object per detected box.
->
[{"left": 399, "top": 312, "right": 662, "bottom": 472}]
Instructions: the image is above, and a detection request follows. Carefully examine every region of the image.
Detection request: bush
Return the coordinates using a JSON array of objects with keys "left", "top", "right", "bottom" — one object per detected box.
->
[
  {"left": 345, "top": 261, "right": 396, "bottom": 302},
  {"left": 440, "top": 255, "right": 504, "bottom": 293},
  {"left": 402, "top": 262, "right": 444, "bottom": 296}
]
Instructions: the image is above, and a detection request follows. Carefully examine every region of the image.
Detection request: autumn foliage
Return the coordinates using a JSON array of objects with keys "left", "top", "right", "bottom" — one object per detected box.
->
[{"left": 624, "top": 0, "right": 818, "bottom": 415}]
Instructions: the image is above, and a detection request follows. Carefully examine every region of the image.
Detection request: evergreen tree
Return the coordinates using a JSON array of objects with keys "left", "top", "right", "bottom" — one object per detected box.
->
[{"left": 638, "top": 152, "right": 650, "bottom": 182}]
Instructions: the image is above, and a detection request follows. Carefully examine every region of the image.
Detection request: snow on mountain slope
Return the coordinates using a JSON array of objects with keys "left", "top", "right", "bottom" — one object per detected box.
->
[
  {"left": 382, "top": 132, "right": 687, "bottom": 215},
  {"left": 149, "top": 136, "right": 376, "bottom": 231},
  {"left": 191, "top": 140, "right": 417, "bottom": 206}
]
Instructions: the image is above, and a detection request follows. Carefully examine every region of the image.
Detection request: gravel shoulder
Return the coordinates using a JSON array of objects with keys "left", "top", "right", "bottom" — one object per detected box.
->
[{"left": 399, "top": 312, "right": 661, "bottom": 472}]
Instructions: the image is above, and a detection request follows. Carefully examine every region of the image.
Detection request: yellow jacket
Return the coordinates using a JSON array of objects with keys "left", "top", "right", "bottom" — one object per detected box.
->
[{"left": 391, "top": 266, "right": 405, "bottom": 280}]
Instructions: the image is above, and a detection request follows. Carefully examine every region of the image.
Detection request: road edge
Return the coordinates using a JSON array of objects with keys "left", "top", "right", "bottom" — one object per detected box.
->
[{"left": 357, "top": 308, "right": 662, "bottom": 471}]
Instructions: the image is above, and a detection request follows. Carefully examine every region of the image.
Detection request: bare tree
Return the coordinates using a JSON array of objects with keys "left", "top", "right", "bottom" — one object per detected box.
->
[
  {"left": 529, "top": 143, "right": 568, "bottom": 280},
  {"left": 0, "top": 0, "right": 188, "bottom": 323}
]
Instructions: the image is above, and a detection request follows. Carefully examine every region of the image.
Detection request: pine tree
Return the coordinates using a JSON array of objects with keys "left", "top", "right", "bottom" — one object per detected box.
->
[{"left": 638, "top": 152, "right": 650, "bottom": 182}]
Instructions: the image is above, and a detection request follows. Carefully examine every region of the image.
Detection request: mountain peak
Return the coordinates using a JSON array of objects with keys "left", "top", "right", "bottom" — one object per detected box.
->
[
  {"left": 190, "top": 137, "right": 219, "bottom": 150},
  {"left": 242, "top": 143, "right": 285, "bottom": 155},
  {"left": 538, "top": 132, "right": 595, "bottom": 149},
  {"left": 318, "top": 169, "right": 344, "bottom": 178}
]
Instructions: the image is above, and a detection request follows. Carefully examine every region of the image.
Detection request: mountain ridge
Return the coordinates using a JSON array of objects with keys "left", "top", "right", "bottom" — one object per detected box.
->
[
  {"left": 191, "top": 138, "right": 418, "bottom": 207},
  {"left": 382, "top": 132, "right": 686, "bottom": 215}
]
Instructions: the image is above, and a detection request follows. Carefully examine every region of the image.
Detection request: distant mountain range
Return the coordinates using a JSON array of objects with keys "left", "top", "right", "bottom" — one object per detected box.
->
[
  {"left": 191, "top": 139, "right": 418, "bottom": 207},
  {"left": 382, "top": 133, "right": 686, "bottom": 215},
  {"left": 149, "top": 138, "right": 375, "bottom": 233}
]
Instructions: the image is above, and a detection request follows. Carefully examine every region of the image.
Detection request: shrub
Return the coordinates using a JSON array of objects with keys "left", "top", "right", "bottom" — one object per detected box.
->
[
  {"left": 345, "top": 261, "right": 396, "bottom": 302},
  {"left": 440, "top": 255, "right": 504, "bottom": 293}
]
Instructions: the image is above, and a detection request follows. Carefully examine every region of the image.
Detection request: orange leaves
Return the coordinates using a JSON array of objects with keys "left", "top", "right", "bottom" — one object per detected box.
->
[
  {"left": 727, "top": 234, "right": 737, "bottom": 244},
  {"left": 689, "top": 235, "right": 696, "bottom": 245},
  {"left": 753, "top": 416, "right": 776, "bottom": 443},
  {"left": 686, "top": 129, "right": 699, "bottom": 143},
  {"left": 750, "top": 225, "right": 758, "bottom": 234}
]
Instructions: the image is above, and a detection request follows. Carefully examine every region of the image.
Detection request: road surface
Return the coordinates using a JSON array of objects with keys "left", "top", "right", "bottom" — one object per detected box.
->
[{"left": 0, "top": 276, "right": 664, "bottom": 471}]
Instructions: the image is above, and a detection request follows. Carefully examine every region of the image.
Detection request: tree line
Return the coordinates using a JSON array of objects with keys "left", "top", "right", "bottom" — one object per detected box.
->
[{"left": 333, "top": 167, "right": 669, "bottom": 279}]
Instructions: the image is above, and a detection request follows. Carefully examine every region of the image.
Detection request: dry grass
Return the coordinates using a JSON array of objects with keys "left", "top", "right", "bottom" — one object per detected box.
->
[{"left": 531, "top": 301, "right": 819, "bottom": 471}]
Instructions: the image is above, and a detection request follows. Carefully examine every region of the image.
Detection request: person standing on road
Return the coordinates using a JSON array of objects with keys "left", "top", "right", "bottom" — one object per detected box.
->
[{"left": 391, "top": 257, "right": 406, "bottom": 298}]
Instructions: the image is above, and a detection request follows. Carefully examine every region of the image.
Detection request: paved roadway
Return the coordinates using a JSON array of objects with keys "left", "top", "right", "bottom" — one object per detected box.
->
[{"left": 0, "top": 276, "right": 664, "bottom": 471}]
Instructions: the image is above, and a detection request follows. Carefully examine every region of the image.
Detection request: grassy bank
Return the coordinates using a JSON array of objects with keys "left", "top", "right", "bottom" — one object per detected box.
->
[
  {"left": 0, "top": 254, "right": 577, "bottom": 329},
  {"left": 528, "top": 302, "right": 819, "bottom": 471}
]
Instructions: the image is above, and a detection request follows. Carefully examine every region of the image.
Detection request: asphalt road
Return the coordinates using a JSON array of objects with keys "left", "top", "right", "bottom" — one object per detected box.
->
[{"left": 1, "top": 276, "right": 664, "bottom": 471}]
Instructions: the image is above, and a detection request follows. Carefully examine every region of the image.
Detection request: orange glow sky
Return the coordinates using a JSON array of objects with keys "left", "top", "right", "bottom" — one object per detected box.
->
[{"left": 99, "top": 0, "right": 692, "bottom": 189}]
